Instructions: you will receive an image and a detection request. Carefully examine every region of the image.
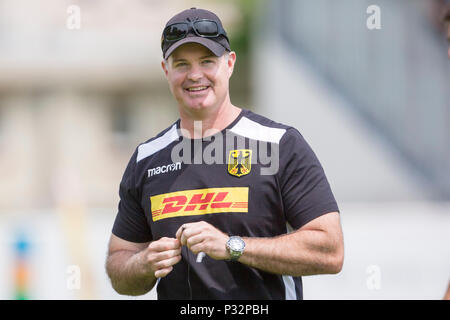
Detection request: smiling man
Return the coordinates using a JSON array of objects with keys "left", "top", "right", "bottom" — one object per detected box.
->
[{"left": 106, "top": 8, "right": 344, "bottom": 300}]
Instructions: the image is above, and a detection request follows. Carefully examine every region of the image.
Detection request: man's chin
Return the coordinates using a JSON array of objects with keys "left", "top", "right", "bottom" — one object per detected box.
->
[{"left": 184, "top": 102, "right": 213, "bottom": 112}]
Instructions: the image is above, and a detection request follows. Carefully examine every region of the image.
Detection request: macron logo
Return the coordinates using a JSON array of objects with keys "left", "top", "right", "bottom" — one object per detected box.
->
[{"left": 148, "top": 162, "right": 182, "bottom": 178}]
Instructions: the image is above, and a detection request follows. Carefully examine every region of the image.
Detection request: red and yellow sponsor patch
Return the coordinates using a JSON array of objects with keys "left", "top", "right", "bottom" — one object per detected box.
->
[{"left": 151, "top": 187, "right": 248, "bottom": 221}]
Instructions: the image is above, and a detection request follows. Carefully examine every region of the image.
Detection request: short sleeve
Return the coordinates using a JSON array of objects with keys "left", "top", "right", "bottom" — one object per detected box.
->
[
  {"left": 112, "top": 148, "right": 153, "bottom": 243},
  {"left": 277, "top": 129, "right": 339, "bottom": 229}
]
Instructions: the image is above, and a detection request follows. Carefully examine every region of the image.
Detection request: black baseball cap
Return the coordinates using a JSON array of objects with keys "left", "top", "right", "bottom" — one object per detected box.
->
[{"left": 161, "top": 8, "right": 231, "bottom": 60}]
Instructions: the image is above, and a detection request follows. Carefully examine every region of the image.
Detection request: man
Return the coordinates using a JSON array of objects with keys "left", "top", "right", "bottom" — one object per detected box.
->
[
  {"left": 444, "top": 2, "right": 450, "bottom": 57},
  {"left": 106, "top": 7, "right": 344, "bottom": 299}
]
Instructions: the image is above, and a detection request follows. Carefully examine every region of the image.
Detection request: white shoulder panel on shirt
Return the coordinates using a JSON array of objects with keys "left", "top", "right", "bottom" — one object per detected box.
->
[
  {"left": 229, "top": 116, "right": 287, "bottom": 144},
  {"left": 136, "top": 124, "right": 179, "bottom": 162}
]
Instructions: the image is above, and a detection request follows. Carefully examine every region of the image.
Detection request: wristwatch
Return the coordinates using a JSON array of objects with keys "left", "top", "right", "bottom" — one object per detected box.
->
[{"left": 226, "top": 236, "right": 245, "bottom": 261}]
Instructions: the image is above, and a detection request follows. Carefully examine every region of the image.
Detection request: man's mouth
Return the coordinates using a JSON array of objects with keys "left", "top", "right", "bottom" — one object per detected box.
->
[{"left": 185, "top": 86, "right": 210, "bottom": 93}]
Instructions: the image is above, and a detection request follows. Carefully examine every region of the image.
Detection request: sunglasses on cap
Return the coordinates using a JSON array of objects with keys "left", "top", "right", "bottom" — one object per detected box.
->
[{"left": 162, "top": 19, "right": 229, "bottom": 43}]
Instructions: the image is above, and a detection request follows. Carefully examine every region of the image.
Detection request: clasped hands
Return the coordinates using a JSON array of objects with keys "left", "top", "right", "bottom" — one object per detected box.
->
[{"left": 141, "top": 221, "right": 230, "bottom": 278}]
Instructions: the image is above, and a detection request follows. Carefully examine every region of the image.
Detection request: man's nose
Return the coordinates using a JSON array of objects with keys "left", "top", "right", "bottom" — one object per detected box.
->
[{"left": 187, "top": 64, "right": 203, "bottom": 82}]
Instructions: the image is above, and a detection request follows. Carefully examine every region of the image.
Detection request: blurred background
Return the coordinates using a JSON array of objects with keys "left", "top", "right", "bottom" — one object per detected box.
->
[{"left": 0, "top": 0, "right": 449, "bottom": 300}]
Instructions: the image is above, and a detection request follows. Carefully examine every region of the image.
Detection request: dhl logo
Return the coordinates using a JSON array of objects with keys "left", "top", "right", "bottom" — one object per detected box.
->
[{"left": 151, "top": 187, "right": 248, "bottom": 222}]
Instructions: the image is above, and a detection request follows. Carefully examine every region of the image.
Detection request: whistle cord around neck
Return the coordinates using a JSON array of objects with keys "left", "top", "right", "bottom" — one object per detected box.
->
[{"left": 185, "top": 246, "right": 193, "bottom": 300}]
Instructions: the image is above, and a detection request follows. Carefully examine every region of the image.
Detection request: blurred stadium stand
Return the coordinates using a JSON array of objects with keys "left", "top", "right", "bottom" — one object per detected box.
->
[
  {"left": 254, "top": 0, "right": 450, "bottom": 201},
  {"left": 251, "top": 0, "right": 450, "bottom": 299}
]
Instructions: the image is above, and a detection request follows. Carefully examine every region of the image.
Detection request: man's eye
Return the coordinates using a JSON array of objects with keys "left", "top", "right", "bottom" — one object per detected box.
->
[
  {"left": 176, "top": 62, "right": 187, "bottom": 67},
  {"left": 202, "top": 60, "right": 214, "bottom": 64}
]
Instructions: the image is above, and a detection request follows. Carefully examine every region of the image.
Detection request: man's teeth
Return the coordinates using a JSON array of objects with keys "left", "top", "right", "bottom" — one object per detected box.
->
[{"left": 187, "top": 86, "right": 208, "bottom": 92}]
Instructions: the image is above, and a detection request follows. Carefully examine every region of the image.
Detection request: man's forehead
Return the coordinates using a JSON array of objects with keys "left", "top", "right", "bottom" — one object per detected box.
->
[{"left": 170, "top": 43, "right": 217, "bottom": 61}]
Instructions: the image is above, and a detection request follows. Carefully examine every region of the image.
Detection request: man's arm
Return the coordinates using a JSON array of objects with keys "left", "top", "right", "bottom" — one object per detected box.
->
[
  {"left": 106, "top": 234, "right": 182, "bottom": 296},
  {"left": 239, "top": 212, "right": 344, "bottom": 276},
  {"left": 177, "top": 211, "right": 344, "bottom": 276}
]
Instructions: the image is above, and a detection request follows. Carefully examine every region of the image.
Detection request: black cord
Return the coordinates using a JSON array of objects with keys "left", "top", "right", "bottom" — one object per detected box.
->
[{"left": 185, "top": 246, "right": 193, "bottom": 299}]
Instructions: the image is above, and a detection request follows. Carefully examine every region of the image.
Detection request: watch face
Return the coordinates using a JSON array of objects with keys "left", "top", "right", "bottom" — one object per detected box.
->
[{"left": 229, "top": 237, "right": 244, "bottom": 251}]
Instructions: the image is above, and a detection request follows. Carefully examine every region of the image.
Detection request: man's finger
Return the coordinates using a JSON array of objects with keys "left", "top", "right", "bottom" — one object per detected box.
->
[
  {"left": 189, "top": 242, "right": 206, "bottom": 255},
  {"left": 181, "top": 228, "right": 203, "bottom": 246},
  {"left": 175, "top": 225, "right": 185, "bottom": 241},
  {"left": 154, "top": 255, "right": 182, "bottom": 269},
  {"left": 186, "top": 233, "right": 205, "bottom": 249},
  {"left": 149, "top": 237, "right": 181, "bottom": 252},
  {"left": 176, "top": 221, "right": 211, "bottom": 241},
  {"left": 154, "top": 266, "right": 173, "bottom": 278},
  {"left": 156, "top": 248, "right": 182, "bottom": 261},
  {"left": 175, "top": 223, "right": 193, "bottom": 241}
]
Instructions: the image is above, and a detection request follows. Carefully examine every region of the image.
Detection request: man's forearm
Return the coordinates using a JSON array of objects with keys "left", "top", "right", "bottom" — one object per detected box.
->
[
  {"left": 106, "top": 250, "right": 157, "bottom": 296},
  {"left": 238, "top": 229, "right": 343, "bottom": 277}
]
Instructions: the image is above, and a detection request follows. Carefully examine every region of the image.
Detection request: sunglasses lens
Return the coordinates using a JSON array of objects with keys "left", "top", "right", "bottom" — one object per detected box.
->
[
  {"left": 165, "top": 23, "right": 188, "bottom": 41},
  {"left": 194, "top": 21, "right": 219, "bottom": 37}
]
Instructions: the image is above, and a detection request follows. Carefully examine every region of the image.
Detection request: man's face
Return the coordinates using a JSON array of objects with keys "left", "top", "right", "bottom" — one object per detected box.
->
[{"left": 162, "top": 43, "right": 236, "bottom": 115}]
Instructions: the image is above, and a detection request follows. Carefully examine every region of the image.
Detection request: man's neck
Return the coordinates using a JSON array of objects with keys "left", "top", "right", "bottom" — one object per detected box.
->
[{"left": 179, "top": 101, "right": 241, "bottom": 139}]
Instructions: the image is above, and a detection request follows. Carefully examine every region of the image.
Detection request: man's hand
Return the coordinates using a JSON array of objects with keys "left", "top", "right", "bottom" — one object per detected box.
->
[
  {"left": 142, "top": 237, "right": 182, "bottom": 278},
  {"left": 175, "top": 221, "right": 230, "bottom": 260},
  {"left": 106, "top": 235, "right": 182, "bottom": 295}
]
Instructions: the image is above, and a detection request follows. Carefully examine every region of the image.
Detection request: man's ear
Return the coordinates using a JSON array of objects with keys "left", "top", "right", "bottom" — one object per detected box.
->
[
  {"left": 227, "top": 51, "right": 237, "bottom": 77},
  {"left": 161, "top": 59, "right": 169, "bottom": 78}
]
